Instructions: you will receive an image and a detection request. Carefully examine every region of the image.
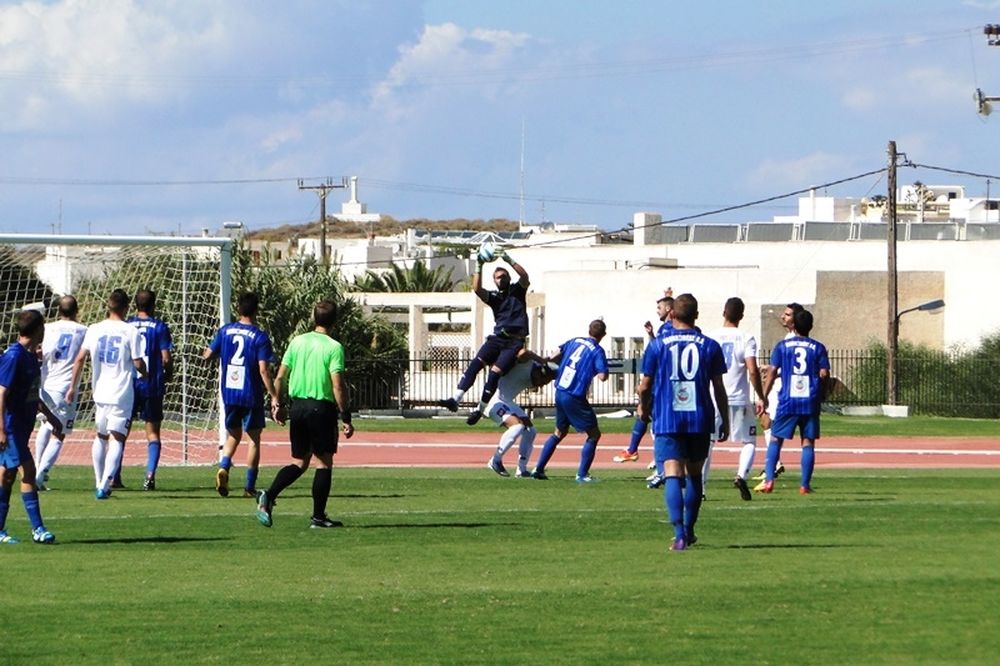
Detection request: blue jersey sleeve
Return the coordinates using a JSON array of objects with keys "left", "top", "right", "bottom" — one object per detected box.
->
[
  {"left": 641, "top": 338, "right": 660, "bottom": 376},
  {"left": 0, "top": 351, "right": 15, "bottom": 389},
  {"left": 707, "top": 339, "right": 727, "bottom": 378},
  {"left": 595, "top": 347, "right": 609, "bottom": 375},
  {"left": 208, "top": 329, "right": 224, "bottom": 357},
  {"left": 158, "top": 322, "right": 174, "bottom": 352},
  {"left": 256, "top": 332, "right": 275, "bottom": 364}
]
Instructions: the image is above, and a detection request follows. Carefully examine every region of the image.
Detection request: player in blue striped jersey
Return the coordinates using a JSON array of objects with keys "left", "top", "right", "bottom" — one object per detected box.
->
[
  {"left": 758, "top": 309, "right": 830, "bottom": 494},
  {"left": 637, "top": 294, "right": 729, "bottom": 551},
  {"left": 126, "top": 289, "right": 174, "bottom": 490},
  {"left": 530, "top": 320, "right": 609, "bottom": 482},
  {"left": 203, "top": 292, "right": 279, "bottom": 498},
  {"left": 0, "top": 310, "right": 55, "bottom": 544}
]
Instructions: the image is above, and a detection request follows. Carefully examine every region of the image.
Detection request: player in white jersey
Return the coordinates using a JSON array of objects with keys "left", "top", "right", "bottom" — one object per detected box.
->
[
  {"left": 34, "top": 296, "right": 88, "bottom": 490},
  {"left": 752, "top": 302, "right": 803, "bottom": 488},
  {"left": 67, "top": 289, "right": 147, "bottom": 499},
  {"left": 704, "top": 297, "right": 766, "bottom": 501},
  {"left": 484, "top": 350, "right": 555, "bottom": 478}
]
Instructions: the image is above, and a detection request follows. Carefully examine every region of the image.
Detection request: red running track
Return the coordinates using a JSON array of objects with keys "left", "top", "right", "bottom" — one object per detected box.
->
[{"left": 52, "top": 431, "right": 1000, "bottom": 469}]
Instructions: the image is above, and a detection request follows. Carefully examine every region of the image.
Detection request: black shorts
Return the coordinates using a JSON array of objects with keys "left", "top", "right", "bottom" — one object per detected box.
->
[
  {"left": 475, "top": 334, "right": 525, "bottom": 373},
  {"left": 289, "top": 398, "right": 340, "bottom": 459}
]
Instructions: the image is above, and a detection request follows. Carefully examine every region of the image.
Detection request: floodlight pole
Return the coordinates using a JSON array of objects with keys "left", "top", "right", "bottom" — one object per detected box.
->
[{"left": 886, "top": 140, "right": 900, "bottom": 405}]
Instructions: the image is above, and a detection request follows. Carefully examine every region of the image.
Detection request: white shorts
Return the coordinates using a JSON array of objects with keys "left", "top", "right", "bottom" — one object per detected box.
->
[
  {"left": 40, "top": 386, "right": 79, "bottom": 434},
  {"left": 488, "top": 400, "right": 527, "bottom": 427},
  {"left": 95, "top": 403, "right": 133, "bottom": 437},
  {"left": 714, "top": 404, "right": 757, "bottom": 444}
]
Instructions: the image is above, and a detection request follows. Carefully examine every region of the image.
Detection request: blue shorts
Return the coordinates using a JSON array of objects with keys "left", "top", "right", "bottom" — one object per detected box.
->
[
  {"left": 771, "top": 413, "right": 821, "bottom": 441},
  {"left": 654, "top": 433, "right": 711, "bottom": 464},
  {"left": 0, "top": 429, "right": 32, "bottom": 469},
  {"left": 133, "top": 395, "right": 165, "bottom": 423},
  {"left": 555, "top": 391, "right": 598, "bottom": 433},
  {"left": 224, "top": 403, "right": 266, "bottom": 432}
]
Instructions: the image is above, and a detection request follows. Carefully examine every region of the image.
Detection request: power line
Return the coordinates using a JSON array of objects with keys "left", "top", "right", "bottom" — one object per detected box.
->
[
  {"left": 319, "top": 166, "right": 889, "bottom": 267},
  {"left": 0, "top": 27, "right": 971, "bottom": 91},
  {"left": 0, "top": 175, "right": 320, "bottom": 186},
  {"left": 906, "top": 162, "right": 1000, "bottom": 182}
]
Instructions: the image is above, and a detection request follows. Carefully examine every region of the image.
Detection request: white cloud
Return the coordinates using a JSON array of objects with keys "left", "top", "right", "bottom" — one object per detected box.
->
[
  {"left": 841, "top": 65, "right": 974, "bottom": 114},
  {"left": 0, "top": 0, "right": 232, "bottom": 128},
  {"left": 370, "top": 22, "right": 531, "bottom": 118},
  {"left": 746, "top": 152, "right": 858, "bottom": 190}
]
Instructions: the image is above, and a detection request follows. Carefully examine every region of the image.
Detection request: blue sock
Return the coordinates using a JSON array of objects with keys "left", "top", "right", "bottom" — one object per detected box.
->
[
  {"left": 245, "top": 467, "right": 258, "bottom": 491},
  {"left": 220, "top": 456, "right": 233, "bottom": 471},
  {"left": 0, "top": 485, "right": 11, "bottom": 532},
  {"left": 765, "top": 440, "right": 782, "bottom": 481},
  {"left": 22, "top": 490, "right": 44, "bottom": 530},
  {"left": 655, "top": 459, "right": 665, "bottom": 475},
  {"left": 684, "top": 475, "right": 703, "bottom": 536},
  {"left": 664, "top": 476, "right": 685, "bottom": 541},
  {"left": 534, "top": 435, "right": 560, "bottom": 472},
  {"left": 801, "top": 446, "right": 815, "bottom": 489},
  {"left": 577, "top": 439, "right": 597, "bottom": 477},
  {"left": 627, "top": 418, "right": 647, "bottom": 455},
  {"left": 146, "top": 440, "right": 161, "bottom": 476}
]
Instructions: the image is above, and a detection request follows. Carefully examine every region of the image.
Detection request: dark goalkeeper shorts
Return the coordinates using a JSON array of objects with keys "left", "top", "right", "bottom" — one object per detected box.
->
[{"left": 289, "top": 398, "right": 341, "bottom": 458}]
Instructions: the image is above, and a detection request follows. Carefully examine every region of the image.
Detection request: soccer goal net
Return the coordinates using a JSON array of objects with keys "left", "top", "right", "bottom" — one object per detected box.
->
[{"left": 0, "top": 234, "right": 232, "bottom": 467}]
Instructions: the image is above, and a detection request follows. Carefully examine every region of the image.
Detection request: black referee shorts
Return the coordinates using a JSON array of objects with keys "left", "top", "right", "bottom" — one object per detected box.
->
[{"left": 289, "top": 398, "right": 340, "bottom": 459}]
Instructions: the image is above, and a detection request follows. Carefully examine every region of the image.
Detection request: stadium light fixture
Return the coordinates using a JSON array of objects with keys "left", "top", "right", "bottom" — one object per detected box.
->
[
  {"left": 888, "top": 298, "right": 945, "bottom": 406},
  {"left": 896, "top": 299, "right": 945, "bottom": 322},
  {"left": 975, "top": 89, "right": 1000, "bottom": 117}
]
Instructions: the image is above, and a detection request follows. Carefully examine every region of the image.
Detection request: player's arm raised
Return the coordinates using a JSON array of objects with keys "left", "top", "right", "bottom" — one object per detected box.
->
[
  {"left": 501, "top": 251, "right": 529, "bottom": 288},
  {"left": 472, "top": 258, "right": 490, "bottom": 303}
]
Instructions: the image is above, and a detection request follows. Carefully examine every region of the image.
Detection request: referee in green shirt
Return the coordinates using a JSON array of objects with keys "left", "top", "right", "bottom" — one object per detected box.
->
[{"left": 255, "top": 300, "right": 355, "bottom": 528}]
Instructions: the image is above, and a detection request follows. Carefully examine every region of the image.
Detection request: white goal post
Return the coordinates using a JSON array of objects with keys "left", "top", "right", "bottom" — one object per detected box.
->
[{"left": 0, "top": 233, "right": 232, "bottom": 467}]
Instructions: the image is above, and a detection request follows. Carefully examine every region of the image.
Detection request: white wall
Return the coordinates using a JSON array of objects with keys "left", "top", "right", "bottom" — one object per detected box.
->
[{"left": 510, "top": 239, "right": 1000, "bottom": 353}]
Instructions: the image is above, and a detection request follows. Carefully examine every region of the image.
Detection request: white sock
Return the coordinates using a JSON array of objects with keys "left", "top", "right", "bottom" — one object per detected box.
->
[
  {"left": 37, "top": 435, "right": 64, "bottom": 478},
  {"left": 34, "top": 422, "right": 53, "bottom": 468},
  {"left": 497, "top": 423, "right": 524, "bottom": 458},
  {"left": 737, "top": 443, "right": 756, "bottom": 479},
  {"left": 518, "top": 427, "right": 537, "bottom": 473},
  {"left": 451, "top": 389, "right": 464, "bottom": 402},
  {"left": 92, "top": 436, "right": 108, "bottom": 488},
  {"left": 104, "top": 439, "right": 124, "bottom": 490}
]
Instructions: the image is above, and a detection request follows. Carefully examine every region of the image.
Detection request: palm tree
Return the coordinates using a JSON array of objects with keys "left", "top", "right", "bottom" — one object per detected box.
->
[{"left": 353, "top": 259, "right": 456, "bottom": 293}]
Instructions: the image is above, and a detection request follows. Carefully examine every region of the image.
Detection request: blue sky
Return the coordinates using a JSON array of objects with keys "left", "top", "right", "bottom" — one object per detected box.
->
[{"left": 2, "top": 0, "right": 1000, "bottom": 236}]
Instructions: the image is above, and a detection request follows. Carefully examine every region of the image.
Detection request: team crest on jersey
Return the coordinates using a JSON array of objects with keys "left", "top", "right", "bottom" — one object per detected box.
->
[
  {"left": 790, "top": 375, "right": 810, "bottom": 398},
  {"left": 225, "top": 364, "right": 246, "bottom": 390},
  {"left": 672, "top": 380, "right": 696, "bottom": 412}
]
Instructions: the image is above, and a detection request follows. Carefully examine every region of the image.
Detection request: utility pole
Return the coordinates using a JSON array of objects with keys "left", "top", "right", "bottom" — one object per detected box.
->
[
  {"left": 886, "top": 140, "right": 899, "bottom": 405},
  {"left": 298, "top": 177, "right": 347, "bottom": 266}
]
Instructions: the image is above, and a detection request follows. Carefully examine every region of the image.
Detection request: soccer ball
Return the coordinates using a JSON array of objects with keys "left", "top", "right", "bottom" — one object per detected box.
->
[{"left": 477, "top": 242, "right": 496, "bottom": 263}]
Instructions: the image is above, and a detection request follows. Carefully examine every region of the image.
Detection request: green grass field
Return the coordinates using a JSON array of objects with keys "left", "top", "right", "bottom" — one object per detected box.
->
[{"left": 4, "top": 466, "right": 999, "bottom": 664}]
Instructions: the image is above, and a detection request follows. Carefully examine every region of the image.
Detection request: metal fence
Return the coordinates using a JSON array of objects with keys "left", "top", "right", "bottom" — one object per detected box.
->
[{"left": 347, "top": 350, "right": 1000, "bottom": 418}]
